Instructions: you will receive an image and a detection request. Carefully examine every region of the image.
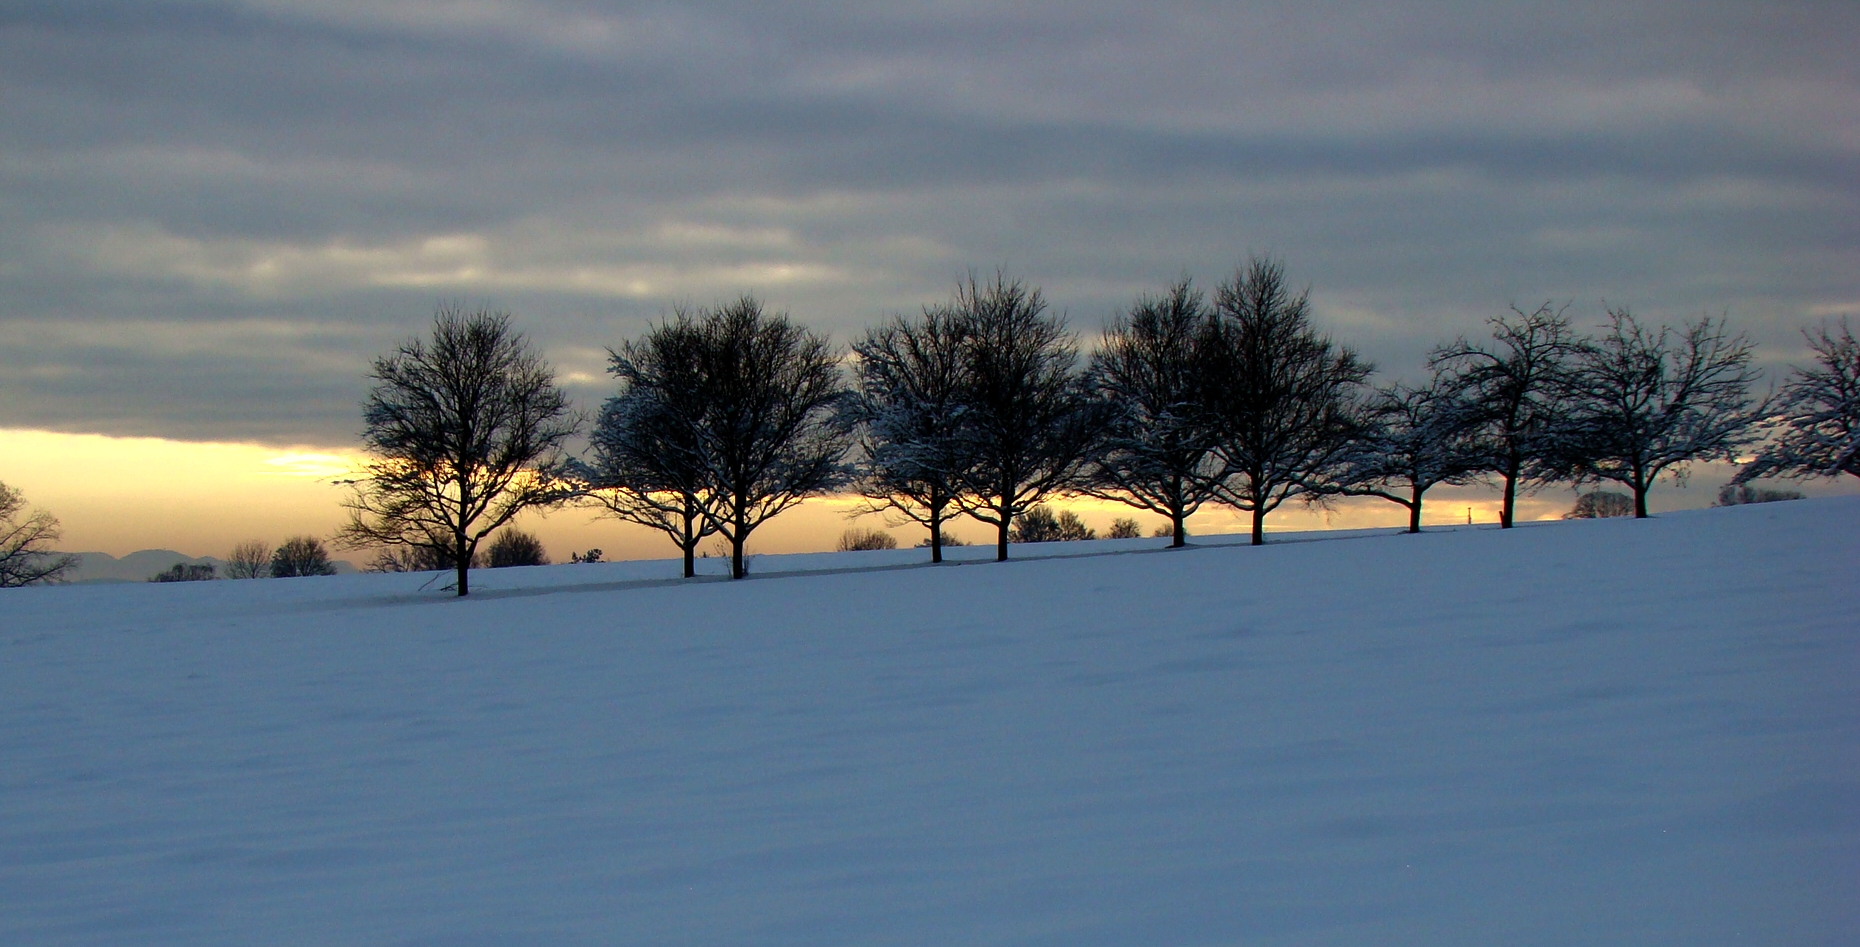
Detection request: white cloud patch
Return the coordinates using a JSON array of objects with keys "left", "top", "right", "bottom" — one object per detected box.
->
[
  {"left": 261, "top": 451, "right": 361, "bottom": 478},
  {"left": 46, "top": 221, "right": 851, "bottom": 301},
  {"left": 229, "top": 0, "right": 711, "bottom": 60}
]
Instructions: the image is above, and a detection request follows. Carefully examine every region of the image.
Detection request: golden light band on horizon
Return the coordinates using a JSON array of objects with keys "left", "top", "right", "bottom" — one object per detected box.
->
[{"left": 10, "top": 426, "right": 1834, "bottom": 562}]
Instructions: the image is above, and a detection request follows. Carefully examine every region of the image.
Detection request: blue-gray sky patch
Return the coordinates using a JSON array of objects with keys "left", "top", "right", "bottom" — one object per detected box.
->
[{"left": 2, "top": 0, "right": 1855, "bottom": 443}]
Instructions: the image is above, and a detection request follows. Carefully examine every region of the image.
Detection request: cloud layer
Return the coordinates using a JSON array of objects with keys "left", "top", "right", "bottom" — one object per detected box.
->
[{"left": 3, "top": 0, "right": 1856, "bottom": 443}]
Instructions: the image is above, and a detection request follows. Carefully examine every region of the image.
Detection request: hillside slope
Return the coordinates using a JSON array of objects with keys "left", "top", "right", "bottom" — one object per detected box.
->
[{"left": 1, "top": 501, "right": 1854, "bottom": 946}]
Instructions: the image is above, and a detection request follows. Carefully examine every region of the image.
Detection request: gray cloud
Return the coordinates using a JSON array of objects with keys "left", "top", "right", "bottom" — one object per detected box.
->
[{"left": 2, "top": 0, "right": 1856, "bottom": 444}]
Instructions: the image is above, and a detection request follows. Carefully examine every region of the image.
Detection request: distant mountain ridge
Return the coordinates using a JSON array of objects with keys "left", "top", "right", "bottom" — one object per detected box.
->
[{"left": 62, "top": 550, "right": 360, "bottom": 583}]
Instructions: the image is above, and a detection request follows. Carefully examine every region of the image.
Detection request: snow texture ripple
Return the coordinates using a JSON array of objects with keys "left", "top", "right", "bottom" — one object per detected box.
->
[{"left": 1, "top": 501, "right": 1855, "bottom": 946}]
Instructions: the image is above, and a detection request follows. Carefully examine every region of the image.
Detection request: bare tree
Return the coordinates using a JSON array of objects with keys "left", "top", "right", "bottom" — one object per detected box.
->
[
  {"left": 1565, "top": 491, "right": 1635, "bottom": 519},
  {"left": 947, "top": 273, "right": 1100, "bottom": 561},
  {"left": 1557, "top": 310, "right": 1766, "bottom": 518},
  {"left": 271, "top": 536, "right": 337, "bottom": 577},
  {"left": 366, "top": 543, "right": 479, "bottom": 573},
  {"left": 338, "top": 306, "right": 579, "bottom": 596},
  {"left": 1107, "top": 517, "right": 1142, "bottom": 539},
  {"left": 1086, "top": 278, "right": 1228, "bottom": 547},
  {"left": 837, "top": 528, "right": 898, "bottom": 552},
  {"left": 1010, "top": 504, "right": 1096, "bottom": 543},
  {"left": 582, "top": 313, "right": 719, "bottom": 578},
  {"left": 1203, "top": 258, "right": 1372, "bottom": 545},
  {"left": 1431, "top": 304, "right": 1576, "bottom": 528},
  {"left": 367, "top": 547, "right": 429, "bottom": 573},
  {"left": 850, "top": 305, "right": 973, "bottom": 562},
  {"left": 621, "top": 296, "right": 852, "bottom": 580},
  {"left": 1735, "top": 318, "right": 1860, "bottom": 483},
  {"left": 487, "top": 529, "right": 549, "bottom": 567},
  {"left": 151, "top": 562, "right": 216, "bottom": 582},
  {"left": 1327, "top": 371, "right": 1486, "bottom": 533},
  {"left": 225, "top": 539, "right": 271, "bottom": 579},
  {"left": 0, "top": 481, "right": 77, "bottom": 587}
]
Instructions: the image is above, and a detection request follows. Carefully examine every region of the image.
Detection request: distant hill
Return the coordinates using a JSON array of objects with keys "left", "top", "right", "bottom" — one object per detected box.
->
[{"left": 62, "top": 549, "right": 360, "bottom": 583}]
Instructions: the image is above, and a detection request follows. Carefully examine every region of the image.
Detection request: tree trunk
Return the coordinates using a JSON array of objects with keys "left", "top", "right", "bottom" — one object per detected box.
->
[
  {"left": 1408, "top": 487, "right": 1424, "bottom": 533},
  {"left": 1251, "top": 505, "right": 1265, "bottom": 546},
  {"left": 1633, "top": 481, "right": 1650, "bottom": 518},
  {"left": 1169, "top": 486, "right": 1186, "bottom": 548},
  {"left": 996, "top": 508, "right": 1011, "bottom": 562},
  {"left": 929, "top": 492, "right": 945, "bottom": 564},
  {"left": 454, "top": 482, "right": 473, "bottom": 595},
  {"left": 1500, "top": 467, "right": 1518, "bottom": 529},
  {"left": 730, "top": 527, "right": 745, "bottom": 578},
  {"left": 681, "top": 506, "right": 697, "bottom": 578}
]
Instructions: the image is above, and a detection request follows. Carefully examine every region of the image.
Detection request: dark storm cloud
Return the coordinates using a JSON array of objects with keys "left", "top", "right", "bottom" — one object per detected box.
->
[{"left": 2, "top": 0, "right": 1855, "bottom": 443}]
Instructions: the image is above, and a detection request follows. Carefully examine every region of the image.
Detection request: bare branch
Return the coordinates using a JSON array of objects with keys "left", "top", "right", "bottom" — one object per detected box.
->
[
  {"left": 1085, "top": 278, "right": 1228, "bottom": 547},
  {"left": 338, "top": 306, "right": 579, "bottom": 595},
  {"left": 1203, "top": 257, "right": 1372, "bottom": 545},
  {"left": 0, "top": 482, "right": 78, "bottom": 588},
  {"left": 1556, "top": 309, "right": 1767, "bottom": 517},
  {"left": 1737, "top": 317, "right": 1860, "bottom": 483}
]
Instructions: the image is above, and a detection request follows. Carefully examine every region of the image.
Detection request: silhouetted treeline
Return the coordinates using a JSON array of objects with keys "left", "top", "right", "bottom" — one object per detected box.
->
[
  {"left": 316, "top": 264, "right": 1854, "bottom": 592},
  {"left": 574, "top": 259, "right": 1847, "bottom": 569}
]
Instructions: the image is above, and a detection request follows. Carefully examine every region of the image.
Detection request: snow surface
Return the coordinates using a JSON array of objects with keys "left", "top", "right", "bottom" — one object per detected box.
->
[{"left": 1, "top": 501, "right": 1854, "bottom": 946}]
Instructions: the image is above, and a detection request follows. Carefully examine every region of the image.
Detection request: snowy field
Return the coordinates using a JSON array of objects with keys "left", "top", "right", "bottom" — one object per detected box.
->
[{"left": 1, "top": 501, "right": 1855, "bottom": 947}]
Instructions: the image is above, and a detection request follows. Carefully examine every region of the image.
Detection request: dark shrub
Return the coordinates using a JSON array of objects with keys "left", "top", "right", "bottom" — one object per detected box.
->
[
  {"left": 915, "top": 531, "right": 968, "bottom": 548},
  {"left": 1715, "top": 483, "right": 1804, "bottom": 506},
  {"left": 151, "top": 562, "right": 216, "bottom": 582},
  {"left": 837, "top": 528, "right": 899, "bottom": 552},
  {"left": 1012, "top": 505, "right": 1096, "bottom": 542},
  {"left": 271, "top": 536, "right": 337, "bottom": 577},
  {"left": 1564, "top": 491, "right": 1634, "bottom": 519},
  {"left": 488, "top": 529, "right": 550, "bottom": 568}
]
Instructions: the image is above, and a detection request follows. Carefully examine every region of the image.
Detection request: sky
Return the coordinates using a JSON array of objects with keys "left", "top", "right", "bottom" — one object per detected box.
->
[{"left": 2, "top": 0, "right": 1857, "bottom": 558}]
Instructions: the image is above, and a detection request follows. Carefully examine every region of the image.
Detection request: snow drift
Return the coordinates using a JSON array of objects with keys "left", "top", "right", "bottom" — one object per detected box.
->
[{"left": 1, "top": 500, "right": 1854, "bottom": 946}]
